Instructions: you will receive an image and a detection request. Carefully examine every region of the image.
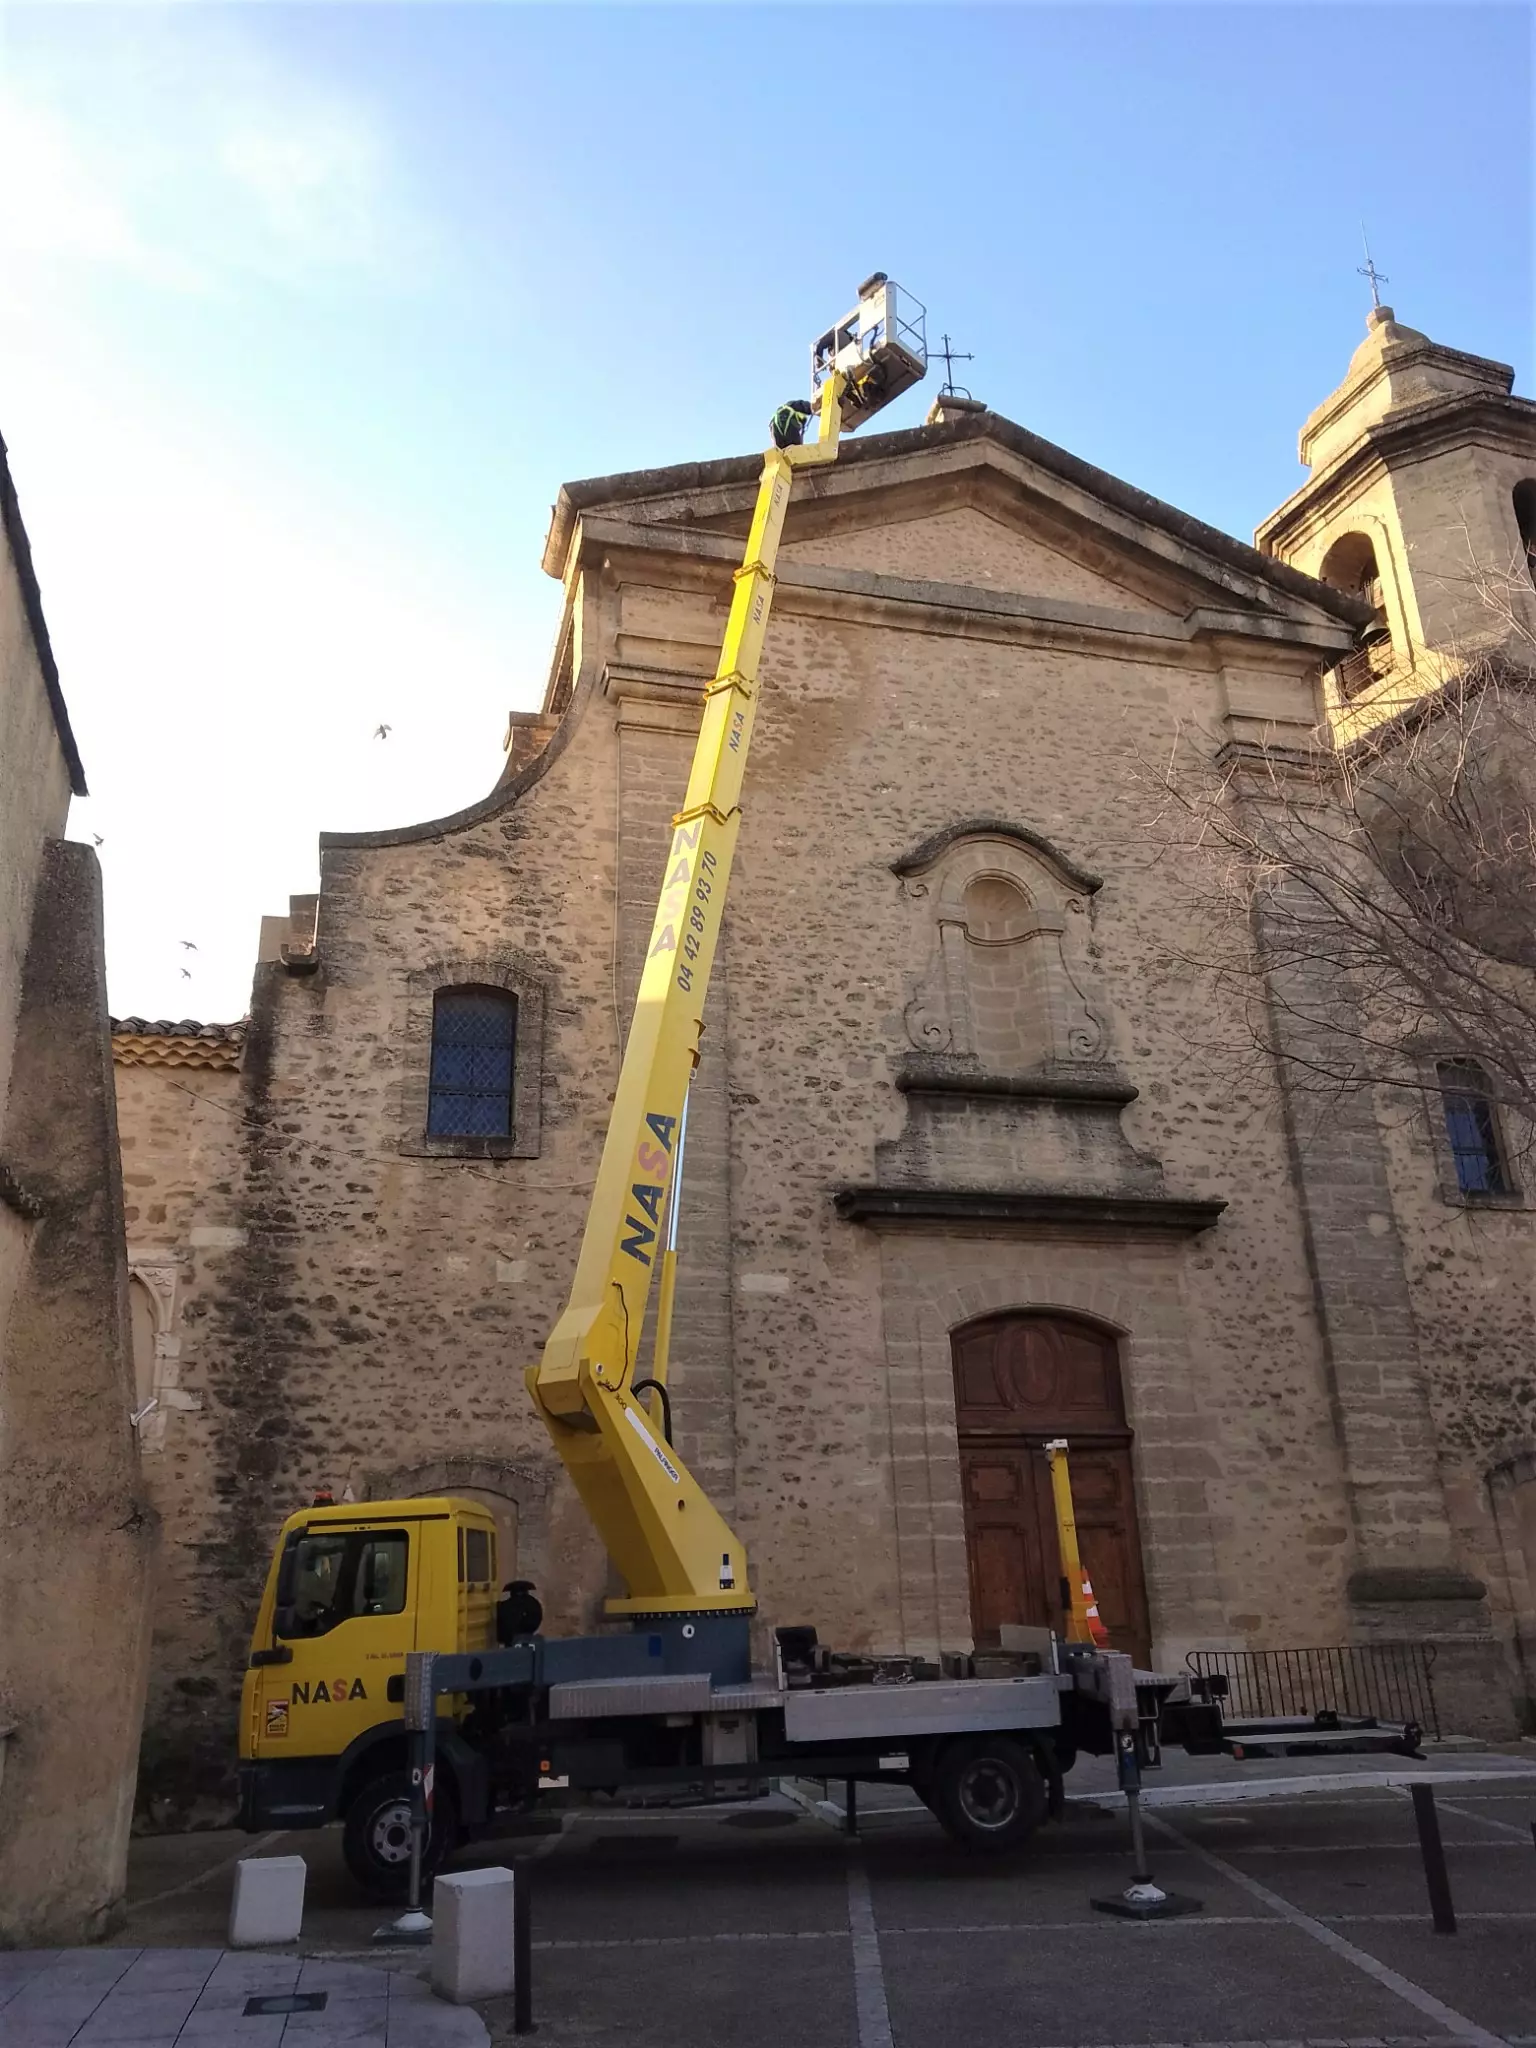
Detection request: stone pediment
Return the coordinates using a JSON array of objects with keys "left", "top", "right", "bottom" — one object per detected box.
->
[
  {"left": 543, "top": 409, "right": 1369, "bottom": 642},
  {"left": 776, "top": 501, "right": 1184, "bottom": 616}
]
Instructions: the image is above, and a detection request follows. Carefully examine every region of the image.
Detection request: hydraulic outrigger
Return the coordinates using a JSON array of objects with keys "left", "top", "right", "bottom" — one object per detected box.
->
[{"left": 525, "top": 274, "right": 927, "bottom": 1643}]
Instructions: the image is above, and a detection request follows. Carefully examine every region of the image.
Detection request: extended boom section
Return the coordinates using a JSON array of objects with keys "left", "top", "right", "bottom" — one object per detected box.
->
[
  {"left": 527, "top": 275, "right": 926, "bottom": 1623},
  {"left": 527, "top": 387, "right": 847, "bottom": 1618}
]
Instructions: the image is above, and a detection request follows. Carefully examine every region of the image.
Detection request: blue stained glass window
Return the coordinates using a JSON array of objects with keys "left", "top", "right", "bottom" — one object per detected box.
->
[
  {"left": 428, "top": 988, "right": 516, "bottom": 1138},
  {"left": 1438, "top": 1061, "right": 1508, "bottom": 1196}
]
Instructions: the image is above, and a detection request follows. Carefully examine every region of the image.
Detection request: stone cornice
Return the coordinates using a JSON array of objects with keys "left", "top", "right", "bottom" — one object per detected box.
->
[
  {"left": 1297, "top": 338, "right": 1514, "bottom": 467},
  {"left": 576, "top": 514, "right": 1359, "bottom": 664},
  {"left": 833, "top": 1186, "right": 1226, "bottom": 1234},
  {"left": 892, "top": 822, "right": 1104, "bottom": 896},
  {"left": 894, "top": 1066, "right": 1137, "bottom": 1106},
  {"left": 543, "top": 411, "right": 1364, "bottom": 628},
  {"left": 1259, "top": 390, "right": 1536, "bottom": 555}
]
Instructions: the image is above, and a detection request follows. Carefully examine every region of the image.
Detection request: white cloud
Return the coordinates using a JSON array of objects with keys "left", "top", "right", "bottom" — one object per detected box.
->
[
  {"left": 220, "top": 112, "right": 388, "bottom": 273},
  {"left": 0, "top": 88, "right": 205, "bottom": 290},
  {"left": 0, "top": 17, "right": 526, "bottom": 1022},
  {"left": 0, "top": 17, "right": 423, "bottom": 298}
]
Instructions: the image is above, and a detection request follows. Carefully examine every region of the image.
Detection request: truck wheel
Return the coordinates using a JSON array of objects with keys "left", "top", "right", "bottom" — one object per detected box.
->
[
  {"left": 928, "top": 1736, "right": 1047, "bottom": 1854},
  {"left": 343, "top": 1770, "right": 459, "bottom": 1900}
]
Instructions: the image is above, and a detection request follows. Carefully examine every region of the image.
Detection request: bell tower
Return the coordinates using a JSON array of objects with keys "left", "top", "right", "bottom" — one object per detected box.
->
[{"left": 1258, "top": 305, "right": 1536, "bottom": 723}]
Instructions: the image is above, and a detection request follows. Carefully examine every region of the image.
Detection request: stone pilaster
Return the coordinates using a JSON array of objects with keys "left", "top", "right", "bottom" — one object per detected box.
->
[{"left": 1261, "top": 930, "right": 1492, "bottom": 1659}]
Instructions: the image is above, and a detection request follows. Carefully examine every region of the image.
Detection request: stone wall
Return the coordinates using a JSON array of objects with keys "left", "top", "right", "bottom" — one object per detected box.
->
[
  {"left": 0, "top": 846, "right": 155, "bottom": 1941},
  {"left": 0, "top": 436, "right": 154, "bottom": 1942},
  {"left": 111, "top": 1042, "right": 246, "bottom": 1820},
  {"left": 116, "top": 410, "right": 1536, "bottom": 1814},
  {"left": 1376, "top": 1087, "right": 1536, "bottom": 1732}
]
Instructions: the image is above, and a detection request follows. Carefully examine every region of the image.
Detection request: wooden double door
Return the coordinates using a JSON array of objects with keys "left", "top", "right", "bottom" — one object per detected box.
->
[{"left": 952, "top": 1312, "right": 1151, "bottom": 1667}]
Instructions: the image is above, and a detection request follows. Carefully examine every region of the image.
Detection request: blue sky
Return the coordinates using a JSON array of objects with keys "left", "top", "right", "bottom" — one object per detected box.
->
[{"left": 1, "top": 2, "right": 1529, "bottom": 1019}]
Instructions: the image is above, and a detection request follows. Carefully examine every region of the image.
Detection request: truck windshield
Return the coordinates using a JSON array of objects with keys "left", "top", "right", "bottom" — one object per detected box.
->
[{"left": 279, "top": 1529, "right": 409, "bottom": 1639}]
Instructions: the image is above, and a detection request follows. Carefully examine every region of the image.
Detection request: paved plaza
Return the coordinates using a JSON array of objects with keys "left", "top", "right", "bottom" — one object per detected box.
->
[{"left": 9, "top": 1752, "right": 1536, "bottom": 2047}]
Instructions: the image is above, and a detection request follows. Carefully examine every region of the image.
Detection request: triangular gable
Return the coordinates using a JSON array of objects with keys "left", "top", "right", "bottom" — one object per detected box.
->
[
  {"left": 778, "top": 502, "right": 1184, "bottom": 616},
  {"left": 544, "top": 410, "right": 1371, "bottom": 639}
]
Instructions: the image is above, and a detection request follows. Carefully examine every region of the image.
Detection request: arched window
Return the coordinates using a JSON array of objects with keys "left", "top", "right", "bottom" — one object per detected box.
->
[
  {"left": 129, "top": 1274, "right": 157, "bottom": 1416},
  {"left": 427, "top": 987, "right": 517, "bottom": 1138},
  {"left": 1437, "top": 1059, "right": 1509, "bottom": 1197},
  {"left": 1320, "top": 531, "right": 1393, "bottom": 700},
  {"left": 1513, "top": 481, "right": 1536, "bottom": 591}
]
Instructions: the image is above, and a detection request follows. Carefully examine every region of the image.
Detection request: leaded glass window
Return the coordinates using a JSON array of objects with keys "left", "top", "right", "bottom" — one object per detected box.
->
[
  {"left": 427, "top": 987, "right": 516, "bottom": 1138},
  {"left": 1438, "top": 1060, "right": 1508, "bottom": 1197}
]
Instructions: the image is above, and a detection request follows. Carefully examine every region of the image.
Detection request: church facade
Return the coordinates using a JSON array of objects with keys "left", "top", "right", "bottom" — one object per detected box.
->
[{"left": 115, "top": 310, "right": 1536, "bottom": 1818}]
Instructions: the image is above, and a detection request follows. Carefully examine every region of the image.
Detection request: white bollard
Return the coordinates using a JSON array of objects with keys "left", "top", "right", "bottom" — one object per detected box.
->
[
  {"left": 431, "top": 1866, "right": 516, "bottom": 2004},
  {"left": 228, "top": 1854, "right": 307, "bottom": 1946}
]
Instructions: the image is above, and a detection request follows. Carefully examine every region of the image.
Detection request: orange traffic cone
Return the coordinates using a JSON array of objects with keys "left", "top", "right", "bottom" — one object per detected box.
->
[{"left": 1081, "top": 1574, "right": 1110, "bottom": 1648}]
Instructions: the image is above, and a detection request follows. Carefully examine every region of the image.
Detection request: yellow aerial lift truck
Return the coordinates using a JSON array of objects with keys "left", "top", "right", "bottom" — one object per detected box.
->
[{"left": 237, "top": 279, "right": 1215, "bottom": 1898}]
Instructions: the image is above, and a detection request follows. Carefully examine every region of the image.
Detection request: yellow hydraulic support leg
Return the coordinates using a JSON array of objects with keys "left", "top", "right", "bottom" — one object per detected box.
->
[
  {"left": 1044, "top": 1437, "right": 1106, "bottom": 1646},
  {"left": 527, "top": 379, "right": 847, "bottom": 1619}
]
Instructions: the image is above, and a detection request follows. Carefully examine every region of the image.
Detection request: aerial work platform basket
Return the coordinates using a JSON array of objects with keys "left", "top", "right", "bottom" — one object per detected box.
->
[{"left": 811, "top": 273, "right": 927, "bottom": 429}]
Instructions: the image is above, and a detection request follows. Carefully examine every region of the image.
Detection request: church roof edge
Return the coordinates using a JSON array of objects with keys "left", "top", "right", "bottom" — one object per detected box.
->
[{"left": 542, "top": 409, "right": 1369, "bottom": 628}]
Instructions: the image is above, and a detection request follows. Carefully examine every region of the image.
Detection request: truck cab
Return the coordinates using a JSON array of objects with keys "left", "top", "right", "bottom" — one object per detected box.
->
[{"left": 239, "top": 1497, "right": 497, "bottom": 1892}]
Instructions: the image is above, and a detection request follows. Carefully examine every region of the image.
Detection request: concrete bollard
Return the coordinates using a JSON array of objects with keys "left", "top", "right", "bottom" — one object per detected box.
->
[
  {"left": 432, "top": 1866, "right": 517, "bottom": 2004},
  {"left": 228, "top": 1854, "right": 307, "bottom": 1947}
]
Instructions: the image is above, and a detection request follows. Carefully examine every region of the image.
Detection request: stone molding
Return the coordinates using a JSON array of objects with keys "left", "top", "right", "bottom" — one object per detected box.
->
[
  {"left": 1261, "top": 390, "right": 1536, "bottom": 557},
  {"left": 895, "top": 1062, "right": 1138, "bottom": 1105},
  {"left": 896, "top": 823, "right": 1109, "bottom": 1070},
  {"left": 892, "top": 817, "right": 1104, "bottom": 894},
  {"left": 834, "top": 1187, "right": 1227, "bottom": 1235},
  {"left": 544, "top": 411, "right": 1368, "bottom": 629},
  {"left": 365, "top": 1455, "right": 554, "bottom": 1590},
  {"left": 1348, "top": 1565, "right": 1488, "bottom": 1605},
  {"left": 126, "top": 1251, "right": 199, "bottom": 1452},
  {"left": 576, "top": 519, "right": 1359, "bottom": 665},
  {"left": 396, "top": 953, "right": 549, "bottom": 1162},
  {"left": 366, "top": 1454, "right": 552, "bottom": 1506}
]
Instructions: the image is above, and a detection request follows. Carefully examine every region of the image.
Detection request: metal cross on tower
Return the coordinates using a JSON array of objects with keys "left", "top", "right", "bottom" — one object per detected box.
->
[
  {"left": 1357, "top": 226, "right": 1389, "bottom": 309},
  {"left": 933, "top": 332, "right": 975, "bottom": 399}
]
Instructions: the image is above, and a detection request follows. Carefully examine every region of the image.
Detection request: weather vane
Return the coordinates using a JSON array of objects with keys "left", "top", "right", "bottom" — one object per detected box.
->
[
  {"left": 1357, "top": 225, "right": 1389, "bottom": 310},
  {"left": 933, "top": 331, "right": 975, "bottom": 400}
]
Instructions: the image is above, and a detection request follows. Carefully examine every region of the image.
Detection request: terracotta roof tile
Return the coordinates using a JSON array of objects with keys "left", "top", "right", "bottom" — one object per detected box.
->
[{"left": 111, "top": 1018, "right": 246, "bottom": 1070}]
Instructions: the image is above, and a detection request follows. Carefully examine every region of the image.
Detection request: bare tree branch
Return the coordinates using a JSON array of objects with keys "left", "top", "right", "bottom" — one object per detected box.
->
[{"left": 1117, "top": 562, "right": 1536, "bottom": 1161}]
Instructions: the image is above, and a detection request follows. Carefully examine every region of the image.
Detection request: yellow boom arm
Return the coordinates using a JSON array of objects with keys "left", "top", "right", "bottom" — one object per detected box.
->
[{"left": 525, "top": 381, "right": 848, "bottom": 1618}]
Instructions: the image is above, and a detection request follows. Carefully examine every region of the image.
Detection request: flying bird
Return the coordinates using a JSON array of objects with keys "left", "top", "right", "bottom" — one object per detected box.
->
[
  {"left": 92, "top": 833, "right": 105, "bottom": 847},
  {"left": 374, "top": 723, "right": 392, "bottom": 740},
  {"left": 180, "top": 967, "right": 193, "bottom": 980},
  {"left": 179, "top": 940, "right": 198, "bottom": 951}
]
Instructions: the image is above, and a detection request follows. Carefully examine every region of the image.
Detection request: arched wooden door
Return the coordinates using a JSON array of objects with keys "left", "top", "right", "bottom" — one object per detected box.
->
[{"left": 951, "top": 1312, "right": 1151, "bottom": 1666}]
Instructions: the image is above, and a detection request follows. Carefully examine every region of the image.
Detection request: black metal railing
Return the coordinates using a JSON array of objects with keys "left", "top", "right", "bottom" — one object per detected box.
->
[{"left": 1187, "top": 1644, "right": 1440, "bottom": 1739}]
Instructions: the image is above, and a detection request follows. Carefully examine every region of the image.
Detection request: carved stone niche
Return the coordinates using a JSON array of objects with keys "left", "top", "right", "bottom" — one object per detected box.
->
[
  {"left": 885, "top": 821, "right": 1164, "bottom": 1198},
  {"left": 897, "top": 820, "right": 1113, "bottom": 1076}
]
